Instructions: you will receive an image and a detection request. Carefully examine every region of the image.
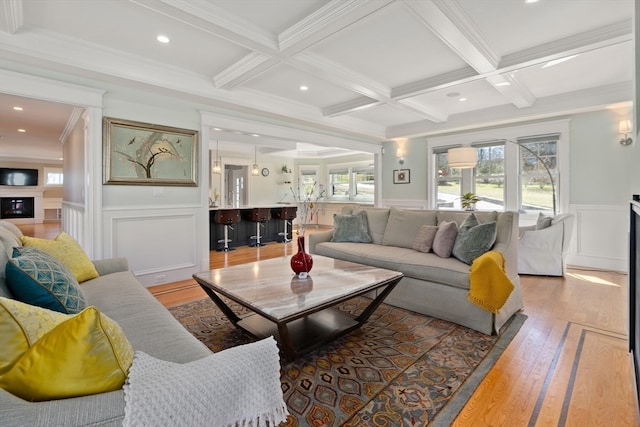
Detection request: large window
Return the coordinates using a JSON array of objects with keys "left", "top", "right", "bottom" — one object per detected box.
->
[
  {"left": 327, "top": 163, "right": 374, "bottom": 202},
  {"left": 518, "top": 135, "right": 558, "bottom": 214},
  {"left": 435, "top": 148, "right": 461, "bottom": 209},
  {"left": 431, "top": 131, "right": 560, "bottom": 215},
  {"left": 44, "top": 167, "right": 63, "bottom": 186},
  {"left": 475, "top": 143, "right": 505, "bottom": 210}
]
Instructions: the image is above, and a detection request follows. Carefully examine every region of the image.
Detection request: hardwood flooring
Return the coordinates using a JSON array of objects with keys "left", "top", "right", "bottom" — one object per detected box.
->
[{"left": 19, "top": 222, "right": 640, "bottom": 426}]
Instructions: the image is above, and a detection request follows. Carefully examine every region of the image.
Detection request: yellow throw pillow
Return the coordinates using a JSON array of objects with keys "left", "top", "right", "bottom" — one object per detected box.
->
[
  {"left": 0, "top": 306, "right": 134, "bottom": 401},
  {"left": 0, "top": 297, "right": 71, "bottom": 375},
  {"left": 20, "top": 232, "right": 99, "bottom": 283}
]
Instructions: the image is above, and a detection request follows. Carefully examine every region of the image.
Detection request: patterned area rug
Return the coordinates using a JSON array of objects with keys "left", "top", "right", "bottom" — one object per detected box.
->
[{"left": 169, "top": 297, "right": 525, "bottom": 426}]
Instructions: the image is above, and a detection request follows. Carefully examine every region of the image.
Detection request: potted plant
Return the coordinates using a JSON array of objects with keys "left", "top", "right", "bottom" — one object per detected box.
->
[{"left": 461, "top": 192, "right": 480, "bottom": 210}]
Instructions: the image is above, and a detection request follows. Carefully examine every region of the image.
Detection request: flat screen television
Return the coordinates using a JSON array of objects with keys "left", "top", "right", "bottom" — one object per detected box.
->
[{"left": 0, "top": 168, "right": 39, "bottom": 186}]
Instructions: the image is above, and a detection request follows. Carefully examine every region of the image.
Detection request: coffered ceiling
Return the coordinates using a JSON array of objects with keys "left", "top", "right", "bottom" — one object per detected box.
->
[{"left": 0, "top": 0, "right": 634, "bottom": 161}]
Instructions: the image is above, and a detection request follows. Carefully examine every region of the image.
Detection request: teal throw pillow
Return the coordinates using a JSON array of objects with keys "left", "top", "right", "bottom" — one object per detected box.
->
[
  {"left": 452, "top": 213, "right": 497, "bottom": 265},
  {"left": 331, "top": 210, "right": 372, "bottom": 243},
  {"left": 6, "top": 247, "right": 87, "bottom": 314}
]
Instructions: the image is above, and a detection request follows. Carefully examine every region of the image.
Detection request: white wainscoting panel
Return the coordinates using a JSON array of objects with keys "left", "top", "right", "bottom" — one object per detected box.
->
[
  {"left": 61, "top": 201, "right": 87, "bottom": 256},
  {"left": 104, "top": 209, "right": 201, "bottom": 287},
  {"left": 568, "top": 203, "right": 628, "bottom": 272}
]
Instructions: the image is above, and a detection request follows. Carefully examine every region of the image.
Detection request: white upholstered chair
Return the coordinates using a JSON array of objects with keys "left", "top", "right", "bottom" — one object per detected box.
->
[{"left": 518, "top": 213, "right": 574, "bottom": 276}]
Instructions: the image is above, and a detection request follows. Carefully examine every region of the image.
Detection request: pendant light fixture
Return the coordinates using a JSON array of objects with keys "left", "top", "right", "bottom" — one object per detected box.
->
[
  {"left": 251, "top": 145, "right": 260, "bottom": 176},
  {"left": 212, "top": 139, "right": 221, "bottom": 174}
]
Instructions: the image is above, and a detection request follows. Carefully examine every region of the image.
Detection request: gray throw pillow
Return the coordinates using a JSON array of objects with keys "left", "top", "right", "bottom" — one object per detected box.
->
[
  {"left": 452, "top": 213, "right": 497, "bottom": 265},
  {"left": 412, "top": 225, "right": 438, "bottom": 253},
  {"left": 536, "top": 212, "right": 553, "bottom": 230},
  {"left": 331, "top": 210, "right": 372, "bottom": 243},
  {"left": 432, "top": 221, "right": 458, "bottom": 258}
]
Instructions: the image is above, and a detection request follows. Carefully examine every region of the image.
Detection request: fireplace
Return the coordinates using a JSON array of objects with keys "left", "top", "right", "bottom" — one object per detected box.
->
[{"left": 0, "top": 197, "right": 35, "bottom": 219}]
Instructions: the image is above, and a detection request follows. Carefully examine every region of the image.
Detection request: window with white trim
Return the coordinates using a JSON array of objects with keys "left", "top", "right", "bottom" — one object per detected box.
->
[
  {"left": 430, "top": 132, "right": 561, "bottom": 215},
  {"left": 44, "top": 167, "right": 63, "bottom": 186},
  {"left": 327, "top": 163, "right": 374, "bottom": 202}
]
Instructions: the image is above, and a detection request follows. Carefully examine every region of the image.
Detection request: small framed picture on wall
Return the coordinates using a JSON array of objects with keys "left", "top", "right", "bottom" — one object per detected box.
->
[{"left": 393, "top": 169, "right": 410, "bottom": 184}]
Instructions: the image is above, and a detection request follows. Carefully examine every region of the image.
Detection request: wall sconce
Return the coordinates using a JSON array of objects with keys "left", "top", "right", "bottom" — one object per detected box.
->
[
  {"left": 447, "top": 146, "right": 477, "bottom": 169},
  {"left": 396, "top": 147, "right": 405, "bottom": 165},
  {"left": 619, "top": 119, "right": 633, "bottom": 146},
  {"left": 251, "top": 145, "right": 260, "bottom": 176}
]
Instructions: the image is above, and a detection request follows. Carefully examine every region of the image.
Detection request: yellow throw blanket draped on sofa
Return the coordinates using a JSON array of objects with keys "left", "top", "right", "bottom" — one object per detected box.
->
[{"left": 468, "top": 250, "right": 514, "bottom": 314}]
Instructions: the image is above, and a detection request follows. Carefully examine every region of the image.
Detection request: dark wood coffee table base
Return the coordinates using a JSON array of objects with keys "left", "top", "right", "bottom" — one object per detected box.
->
[{"left": 196, "top": 276, "right": 401, "bottom": 360}]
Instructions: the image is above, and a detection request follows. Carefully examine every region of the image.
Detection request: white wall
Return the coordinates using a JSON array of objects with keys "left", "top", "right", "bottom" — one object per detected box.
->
[{"left": 99, "top": 96, "right": 207, "bottom": 286}]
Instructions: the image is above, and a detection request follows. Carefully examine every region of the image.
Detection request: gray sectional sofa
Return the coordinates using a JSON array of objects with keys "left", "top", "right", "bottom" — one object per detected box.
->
[
  {"left": 309, "top": 207, "right": 524, "bottom": 335},
  {"left": 0, "top": 221, "right": 213, "bottom": 426},
  {"left": 1, "top": 221, "right": 291, "bottom": 426}
]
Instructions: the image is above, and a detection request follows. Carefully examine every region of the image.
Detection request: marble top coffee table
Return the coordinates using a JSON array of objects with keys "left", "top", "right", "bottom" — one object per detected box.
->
[{"left": 192, "top": 255, "right": 403, "bottom": 360}]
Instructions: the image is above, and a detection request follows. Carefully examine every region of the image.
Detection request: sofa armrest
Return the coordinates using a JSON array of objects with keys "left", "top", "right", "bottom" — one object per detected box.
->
[
  {"left": 308, "top": 230, "right": 333, "bottom": 254},
  {"left": 92, "top": 257, "right": 129, "bottom": 276}
]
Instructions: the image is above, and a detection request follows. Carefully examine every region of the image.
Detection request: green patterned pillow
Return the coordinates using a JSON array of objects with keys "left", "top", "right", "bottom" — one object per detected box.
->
[{"left": 5, "top": 247, "right": 87, "bottom": 314}]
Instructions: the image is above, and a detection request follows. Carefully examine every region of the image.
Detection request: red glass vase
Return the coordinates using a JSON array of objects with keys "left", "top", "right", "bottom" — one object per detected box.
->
[{"left": 290, "top": 235, "right": 313, "bottom": 275}]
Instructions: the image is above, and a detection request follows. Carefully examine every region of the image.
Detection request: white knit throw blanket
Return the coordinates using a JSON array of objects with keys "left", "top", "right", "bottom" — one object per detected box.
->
[{"left": 123, "top": 337, "right": 288, "bottom": 427}]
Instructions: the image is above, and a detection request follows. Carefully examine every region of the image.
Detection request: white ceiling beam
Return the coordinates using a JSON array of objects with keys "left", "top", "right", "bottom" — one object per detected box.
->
[
  {"left": 214, "top": 52, "right": 278, "bottom": 89},
  {"left": 138, "top": 0, "right": 278, "bottom": 50},
  {"left": 485, "top": 73, "right": 536, "bottom": 108},
  {"left": 278, "top": 0, "right": 394, "bottom": 54},
  {"left": 323, "top": 97, "right": 380, "bottom": 117},
  {"left": 0, "top": 0, "right": 23, "bottom": 34},
  {"left": 402, "top": 0, "right": 500, "bottom": 74},
  {"left": 402, "top": 0, "right": 539, "bottom": 110}
]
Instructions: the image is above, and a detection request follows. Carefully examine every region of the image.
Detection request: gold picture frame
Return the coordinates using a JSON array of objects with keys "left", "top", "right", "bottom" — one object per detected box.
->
[{"left": 103, "top": 117, "right": 198, "bottom": 186}]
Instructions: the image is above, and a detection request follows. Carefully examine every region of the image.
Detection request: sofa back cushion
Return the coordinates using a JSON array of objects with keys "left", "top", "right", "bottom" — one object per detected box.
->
[
  {"left": 363, "top": 208, "right": 390, "bottom": 244},
  {"left": 382, "top": 207, "right": 437, "bottom": 249}
]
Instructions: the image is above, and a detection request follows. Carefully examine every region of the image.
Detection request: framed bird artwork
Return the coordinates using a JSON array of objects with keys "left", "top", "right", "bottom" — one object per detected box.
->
[{"left": 103, "top": 117, "right": 198, "bottom": 186}]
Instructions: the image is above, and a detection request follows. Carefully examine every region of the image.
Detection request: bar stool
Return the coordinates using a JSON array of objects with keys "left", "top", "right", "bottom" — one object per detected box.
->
[
  {"left": 245, "top": 207, "right": 270, "bottom": 247},
  {"left": 273, "top": 206, "right": 297, "bottom": 243},
  {"left": 213, "top": 209, "right": 241, "bottom": 252}
]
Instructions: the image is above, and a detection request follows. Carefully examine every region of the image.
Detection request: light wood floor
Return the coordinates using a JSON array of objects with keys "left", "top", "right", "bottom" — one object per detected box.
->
[{"left": 20, "top": 223, "right": 640, "bottom": 426}]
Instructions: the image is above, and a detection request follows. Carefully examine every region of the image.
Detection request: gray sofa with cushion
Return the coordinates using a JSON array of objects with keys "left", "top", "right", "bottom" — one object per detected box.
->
[
  {"left": 309, "top": 207, "right": 524, "bottom": 335},
  {"left": 0, "top": 222, "right": 218, "bottom": 426}
]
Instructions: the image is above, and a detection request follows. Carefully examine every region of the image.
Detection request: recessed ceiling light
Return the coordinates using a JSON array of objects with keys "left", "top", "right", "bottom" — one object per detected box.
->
[
  {"left": 156, "top": 35, "right": 170, "bottom": 44},
  {"left": 17, "top": 129, "right": 26, "bottom": 132},
  {"left": 13, "top": 106, "right": 23, "bottom": 111},
  {"left": 446, "top": 92, "right": 460, "bottom": 97},
  {"left": 300, "top": 85, "right": 308, "bottom": 91},
  {"left": 212, "top": 127, "right": 222, "bottom": 131},
  {"left": 495, "top": 82, "right": 511, "bottom": 87},
  {"left": 251, "top": 134, "right": 260, "bottom": 137},
  {"left": 542, "top": 55, "right": 578, "bottom": 69},
  {"left": 459, "top": 98, "right": 467, "bottom": 102},
  {"left": 525, "top": 0, "right": 539, "bottom": 3}
]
